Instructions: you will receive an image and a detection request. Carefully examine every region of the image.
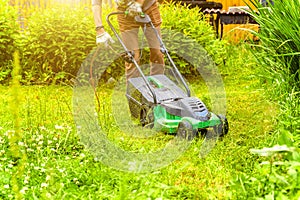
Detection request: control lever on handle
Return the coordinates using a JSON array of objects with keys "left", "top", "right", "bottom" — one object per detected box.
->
[{"left": 134, "top": 13, "right": 151, "bottom": 24}]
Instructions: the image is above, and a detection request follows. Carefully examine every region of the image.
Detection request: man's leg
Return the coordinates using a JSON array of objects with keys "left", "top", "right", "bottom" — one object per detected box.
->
[
  {"left": 144, "top": 2, "right": 164, "bottom": 75},
  {"left": 118, "top": 13, "right": 141, "bottom": 80}
]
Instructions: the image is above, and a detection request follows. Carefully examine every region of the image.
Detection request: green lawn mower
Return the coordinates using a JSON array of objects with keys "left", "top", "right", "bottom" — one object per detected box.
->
[{"left": 107, "top": 12, "right": 228, "bottom": 140}]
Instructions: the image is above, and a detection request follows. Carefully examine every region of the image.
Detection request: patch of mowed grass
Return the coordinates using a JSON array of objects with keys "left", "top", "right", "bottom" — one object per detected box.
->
[{"left": 0, "top": 45, "right": 277, "bottom": 199}]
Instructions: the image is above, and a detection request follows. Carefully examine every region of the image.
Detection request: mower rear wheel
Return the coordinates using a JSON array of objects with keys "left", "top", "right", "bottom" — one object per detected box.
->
[
  {"left": 177, "top": 120, "right": 197, "bottom": 141},
  {"left": 140, "top": 105, "right": 154, "bottom": 128},
  {"left": 214, "top": 114, "right": 229, "bottom": 137}
]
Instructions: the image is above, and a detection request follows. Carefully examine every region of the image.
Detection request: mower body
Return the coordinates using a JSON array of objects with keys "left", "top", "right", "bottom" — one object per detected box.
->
[{"left": 126, "top": 74, "right": 222, "bottom": 134}]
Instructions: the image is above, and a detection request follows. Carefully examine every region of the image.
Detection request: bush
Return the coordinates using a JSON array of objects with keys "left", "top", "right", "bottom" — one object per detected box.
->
[
  {"left": 160, "top": 2, "right": 228, "bottom": 68},
  {"left": 21, "top": 5, "right": 97, "bottom": 84},
  {"left": 13, "top": 2, "right": 226, "bottom": 84},
  {"left": 0, "top": 0, "right": 20, "bottom": 84}
]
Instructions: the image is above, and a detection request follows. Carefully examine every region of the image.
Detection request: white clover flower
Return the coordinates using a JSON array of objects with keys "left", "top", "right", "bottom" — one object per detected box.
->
[
  {"left": 55, "top": 125, "right": 64, "bottom": 130},
  {"left": 20, "top": 186, "right": 28, "bottom": 194},
  {"left": 41, "top": 183, "right": 48, "bottom": 188},
  {"left": 39, "top": 126, "right": 46, "bottom": 130},
  {"left": 73, "top": 178, "right": 80, "bottom": 185},
  {"left": 79, "top": 153, "right": 85, "bottom": 158},
  {"left": 4, "top": 184, "right": 9, "bottom": 189},
  {"left": 37, "top": 135, "right": 44, "bottom": 141},
  {"left": 46, "top": 175, "right": 51, "bottom": 181},
  {"left": 46, "top": 193, "right": 51, "bottom": 198},
  {"left": 5, "top": 130, "right": 15, "bottom": 137},
  {"left": 18, "top": 141, "right": 25, "bottom": 146},
  {"left": 27, "top": 148, "right": 34, "bottom": 152},
  {"left": 58, "top": 168, "right": 65, "bottom": 173},
  {"left": 7, "top": 164, "right": 13, "bottom": 168}
]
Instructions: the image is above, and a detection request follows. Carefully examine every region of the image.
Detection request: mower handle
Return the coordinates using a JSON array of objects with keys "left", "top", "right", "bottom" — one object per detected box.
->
[
  {"left": 106, "top": 12, "right": 191, "bottom": 103},
  {"left": 106, "top": 12, "right": 159, "bottom": 104}
]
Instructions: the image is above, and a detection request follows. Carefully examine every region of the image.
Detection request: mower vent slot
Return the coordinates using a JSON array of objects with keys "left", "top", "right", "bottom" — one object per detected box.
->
[{"left": 189, "top": 100, "right": 206, "bottom": 112}]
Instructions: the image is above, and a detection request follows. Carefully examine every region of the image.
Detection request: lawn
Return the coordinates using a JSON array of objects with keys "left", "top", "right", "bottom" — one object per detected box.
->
[{"left": 0, "top": 44, "right": 278, "bottom": 199}]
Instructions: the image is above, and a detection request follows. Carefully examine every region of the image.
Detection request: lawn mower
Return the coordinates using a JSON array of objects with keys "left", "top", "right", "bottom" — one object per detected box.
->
[{"left": 106, "top": 12, "right": 228, "bottom": 140}]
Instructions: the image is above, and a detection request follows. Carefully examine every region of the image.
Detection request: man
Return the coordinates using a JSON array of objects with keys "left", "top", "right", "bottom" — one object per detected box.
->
[{"left": 92, "top": 0, "right": 164, "bottom": 80}]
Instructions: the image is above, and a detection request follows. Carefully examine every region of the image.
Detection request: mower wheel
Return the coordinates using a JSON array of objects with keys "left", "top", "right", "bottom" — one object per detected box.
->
[
  {"left": 140, "top": 105, "right": 154, "bottom": 128},
  {"left": 214, "top": 114, "right": 229, "bottom": 137},
  {"left": 177, "top": 120, "right": 197, "bottom": 141}
]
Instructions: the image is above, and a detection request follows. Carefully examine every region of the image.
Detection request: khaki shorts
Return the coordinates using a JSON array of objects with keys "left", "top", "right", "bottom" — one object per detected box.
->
[
  {"left": 117, "top": 2, "right": 162, "bottom": 32},
  {"left": 117, "top": 2, "right": 162, "bottom": 51}
]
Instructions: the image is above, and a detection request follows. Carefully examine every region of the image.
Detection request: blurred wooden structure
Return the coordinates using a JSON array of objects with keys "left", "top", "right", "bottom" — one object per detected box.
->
[
  {"left": 164, "top": 0, "right": 259, "bottom": 42},
  {"left": 210, "top": 0, "right": 251, "bottom": 10},
  {"left": 206, "top": 0, "right": 259, "bottom": 42}
]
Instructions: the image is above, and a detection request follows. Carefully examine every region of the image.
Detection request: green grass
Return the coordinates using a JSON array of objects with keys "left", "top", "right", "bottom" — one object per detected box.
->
[{"left": 0, "top": 44, "right": 278, "bottom": 199}]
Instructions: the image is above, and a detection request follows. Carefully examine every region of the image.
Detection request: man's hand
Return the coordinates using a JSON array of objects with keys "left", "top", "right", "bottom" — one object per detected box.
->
[
  {"left": 96, "top": 32, "right": 114, "bottom": 47},
  {"left": 126, "top": 2, "right": 142, "bottom": 17},
  {"left": 115, "top": 0, "right": 127, "bottom": 8}
]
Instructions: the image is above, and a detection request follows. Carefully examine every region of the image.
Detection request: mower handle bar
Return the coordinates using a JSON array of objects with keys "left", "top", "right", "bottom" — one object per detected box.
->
[
  {"left": 106, "top": 12, "right": 191, "bottom": 104},
  {"left": 106, "top": 12, "right": 159, "bottom": 104}
]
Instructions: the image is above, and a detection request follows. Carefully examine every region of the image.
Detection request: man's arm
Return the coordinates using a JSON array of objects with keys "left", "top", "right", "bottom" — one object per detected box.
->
[
  {"left": 92, "top": 0, "right": 105, "bottom": 35},
  {"left": 91, "top": 0, "right": 114, "bottom": 46}
]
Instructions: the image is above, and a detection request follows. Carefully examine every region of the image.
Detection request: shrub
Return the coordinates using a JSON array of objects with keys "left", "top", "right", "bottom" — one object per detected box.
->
[
  {"left": 160, "top": 2, "right": 228, "bottom": 69},
  {"left": 0, "top": 0, "right": 20, "bottom": 84},
  {"left": 17, "top": 2, "right": 226, "bottom": 83},
  {"left": 21, "top": 5, "right": 97, "bottom": 84}
]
